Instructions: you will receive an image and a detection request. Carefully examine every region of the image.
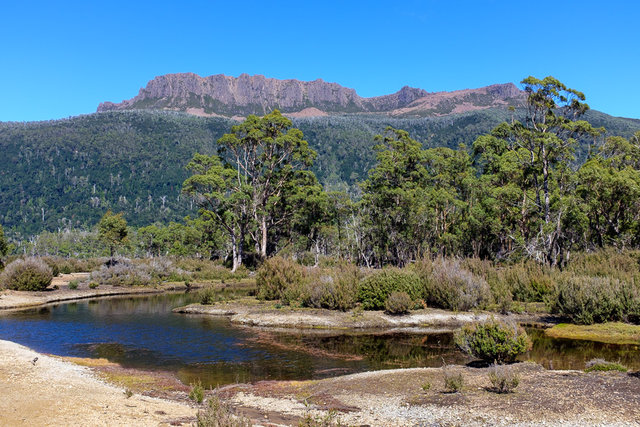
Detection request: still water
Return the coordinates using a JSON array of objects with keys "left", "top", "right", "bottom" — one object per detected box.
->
[{"left": 0, "top": 293, "right": 638, "bottom": 387}]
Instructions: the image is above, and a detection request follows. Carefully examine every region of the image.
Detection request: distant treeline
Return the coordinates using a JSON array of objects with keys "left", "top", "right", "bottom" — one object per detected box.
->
[{"left": 1, "top": 101, "right": 639, "bottom": 237}]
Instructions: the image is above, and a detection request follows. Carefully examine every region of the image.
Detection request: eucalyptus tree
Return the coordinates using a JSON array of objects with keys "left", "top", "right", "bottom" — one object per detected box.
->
[
  {"left": 97, "top": 210, "right": 128, "bottom": 259},
  {"left": 183, "top": 110, "right": 320, "bottom": 269},
  {"left": 217, "top": 110, "right": 317, "bottom": 259},
  {"left": 361, "top": 127, "right": 430, "bottom": 266},
  {"left": 473, "top": 76, "right": 602, "bottom": 265}
]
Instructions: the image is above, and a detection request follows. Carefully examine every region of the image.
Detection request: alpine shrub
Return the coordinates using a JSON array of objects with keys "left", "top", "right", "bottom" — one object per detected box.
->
[
  {"left": 418, "top": 258, "right": 491, "bottom": 311},
  {"left": 454, "top": 319, "right": 532, "bottom": 363},
  {"left": 256, "top": 256, "right": 304, "bottom": 301},
  {"left": 0, "top": 258, "right": 53, "bottom": 291},
  {"left": 357, "top": 268, "right": 421, "bottom": 310},
  {"left": 384, "top": 291, "right": 412, "bottom": 315}
]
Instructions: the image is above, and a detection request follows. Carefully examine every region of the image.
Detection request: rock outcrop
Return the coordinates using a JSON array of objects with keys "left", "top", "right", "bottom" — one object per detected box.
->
[{"left": 98, "top": 73, "right": 525, "bottom": 117}]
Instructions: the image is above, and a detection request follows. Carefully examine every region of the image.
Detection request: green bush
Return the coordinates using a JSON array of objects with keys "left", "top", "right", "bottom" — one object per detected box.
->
[
  {"left": 584, "top": 358, "right": 627, "bottom": 373},
  {"left": 385, "top": 291, "right": 412, "bottom": 315},
  {"left": 0, "top": 258, "right": 53, "bottom": 291},
  {"left": 357, "top": 268, "right": 421, "bottom": 310},
  {"left": 199, "top": 286, "right": 218, "bottom": 305},
  {"left": 68, "top": 280, "right": 79, "bottom": 290},
  {"left": 256, "top": 256, "right": 304, "bottom": 301},
  {"left": 552, "top": 276, "right": 640, "bottom": 324},
  {"left": 454, "top": 319, "right": 532, "bottom": 363},
  {"left": 302, "top": 263, "right": 361, "bottom": 311},
  {"left": 89, "top": 282, "right": 99, "bottom": 289},
  {"left": 189, "top": 380, "right": 204, "bottom": 404},
  {"left": 487, "top": 364, "right": 520, "bottom": 393},
  {"left": 505, "top": 263, "right": 554, "bottom": 303},
  {"left": 417, "top": 258, "right": 491, "bottom": 311}
]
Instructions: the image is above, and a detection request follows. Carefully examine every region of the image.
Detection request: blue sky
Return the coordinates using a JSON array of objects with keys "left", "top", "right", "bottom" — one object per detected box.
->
[{"left": 2, "top": 0, "right": 639, "bottom": 121}]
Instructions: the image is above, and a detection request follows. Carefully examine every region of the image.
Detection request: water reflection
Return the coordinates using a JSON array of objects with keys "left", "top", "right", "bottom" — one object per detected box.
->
[{"left": 0, "top": 293, "right": 638, "bottom": 388}]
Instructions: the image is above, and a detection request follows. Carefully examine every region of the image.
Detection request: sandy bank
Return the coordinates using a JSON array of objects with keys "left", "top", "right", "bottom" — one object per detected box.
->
[
  {"left": 0, "top": 273, "right": 194, "bottom": 312},
  {"left": 0, "top": 340, "right": 196, "bottom": 426}
]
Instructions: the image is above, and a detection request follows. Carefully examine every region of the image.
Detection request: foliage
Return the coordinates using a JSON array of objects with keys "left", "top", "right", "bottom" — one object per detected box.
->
[
  {"left": 0, "top": 258, "right": 53, "bottom": 291},
  {"left": 98, "top": 211, "right": 128, "bottom": 258},
  {"left": 487, "top": 364, "right": 520, "bottom": 393},
  {"left": 256, "top": 256, "right": 305, "bottom": 301},
  {"left": 455, "top": 319, "right": 532, "bottom": 363},
  {"left": 442, "top": 368, "right": 464, "bottom": 393},
  {"left": 357, "top": 268, "right": 422, "bottom": 310},
  {"left": 68, "top": 280, "right": 79, "bottom": 290},
  {"left": 551, "top": 276, "right": 640, "bottom": 324},
  {"left": 584, "top": 359, "right": 627, "bottom": 373},
  {"left": 88, "top": 282, "right": 99, "bottom": 289},
  {"left": 416, "top": 258, "right": 491, "bottom": 311},
  {"left": 199, "top": 286, "right": 218, "bottom": 305},
  {"left": 189, "top": 380, "right": 204, "bottom": 404},
  {"left": 196, "top": 395, "right": 252, "bottom": 427},
  {"left": 384, "top": 291, "right": 412, "bottom": 315},
  {"left": 302, "top": 263, "right": 361, "bottom": 311},
  {"left": 0, "top": 224, "right": 8, "bottom": 267}
]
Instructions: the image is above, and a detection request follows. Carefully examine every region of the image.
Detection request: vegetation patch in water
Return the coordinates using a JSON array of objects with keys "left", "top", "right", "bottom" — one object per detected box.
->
[{"left": 545, "top": 322, "right": 640, "bottom": 345}]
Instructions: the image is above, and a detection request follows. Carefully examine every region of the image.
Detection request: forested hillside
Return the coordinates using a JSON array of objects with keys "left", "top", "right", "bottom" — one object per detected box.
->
[{"left": 1, "top": 108, "right": 639, "bottom": 236}]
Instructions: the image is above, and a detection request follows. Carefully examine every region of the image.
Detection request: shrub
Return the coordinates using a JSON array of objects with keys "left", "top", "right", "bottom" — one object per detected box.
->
[
  {"left": 442, "top": 368, "right": 464, "bottom": 393},
  {"left": 196, "top": 395, "right": 251, "bottom": 427},
  {"left": 454, "top": 319, "right": 532, "bottom": 364},
  {"left": 89, "top": 282, "right": 99, "bottom": 289},
  {"left": 385, "top": 291, "right": 412, "bottom": 315},
  {"left": 504, "top": 262, "right": 554, "bottom": 303},
  {"left": 357, "top": 268, "right": 422, "bottom": 310},
  {"left": 417, "top": 258, "right": 491, "bottom": 311},
  {"left": 256, "top": 256, "right": 304, "bottom": 301},
  {"left": 199, "top": 286, "right": 218, "bottom": 305},
  {"left": 0, "top": 258, "right": 53, "bottom": 291},
  {"left": 302, "top": 263, "right": 361, "bottom": 311},
  {"left": 68, "top": 280, "right": 79, "bottom": 290},
  {"left": 487, "top": 364, "right": 520, "bottom": 393},
  {"left": 552, "top": 275, "right": 640, "bottom": 325},
  {"left": 88, "top": 260, "right": 154, "bottom": 287},
  {"left": 584, "top": 358, "right": 627, "bottom": 373},
  {"left": 189, "top": 380, "right": 204, "bottom": 404}
]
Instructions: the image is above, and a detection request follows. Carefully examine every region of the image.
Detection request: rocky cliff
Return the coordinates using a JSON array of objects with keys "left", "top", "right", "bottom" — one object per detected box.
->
[{"left": 98, "top": 73, "right": 525, "bottom": 117}]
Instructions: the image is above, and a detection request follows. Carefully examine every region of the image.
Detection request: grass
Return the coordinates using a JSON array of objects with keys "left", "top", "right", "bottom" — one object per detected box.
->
[
  {"left": 545, "top": 322, "right": 640, "bottom": 345},
  {"left": 585, "top": 358, "right": 628, "bottom": 373}
]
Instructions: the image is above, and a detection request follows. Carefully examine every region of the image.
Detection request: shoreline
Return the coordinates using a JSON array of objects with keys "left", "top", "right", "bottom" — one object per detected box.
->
[
  {"left": 174, "top": 301, "right": 559, "bottom": 330},
  {"left": 1, "top": 337, "right": 638, "bottom": 426},
  {"left": 0, "top": 272, "right": 201, "bottom": 313}
]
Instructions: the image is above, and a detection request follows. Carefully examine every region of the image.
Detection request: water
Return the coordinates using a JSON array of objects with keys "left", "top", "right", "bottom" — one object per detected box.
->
[{"left": 0, "top": 293, "right": 638, "bottom": 387}]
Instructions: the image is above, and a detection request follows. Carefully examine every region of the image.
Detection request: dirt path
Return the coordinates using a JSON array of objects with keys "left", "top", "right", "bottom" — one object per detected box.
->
[{"left": 0, "top": 340, "right": 196, "bottom": 426}]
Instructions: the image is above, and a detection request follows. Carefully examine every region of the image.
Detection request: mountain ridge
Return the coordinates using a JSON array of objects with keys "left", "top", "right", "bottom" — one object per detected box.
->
[{"left": 97, "top": 73, "right": 525, "bottom": 117}]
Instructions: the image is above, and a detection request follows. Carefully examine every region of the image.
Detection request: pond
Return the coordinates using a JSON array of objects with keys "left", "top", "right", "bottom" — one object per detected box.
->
[{"left": 0, "top": 292, "right": 638, "bottom": 388}]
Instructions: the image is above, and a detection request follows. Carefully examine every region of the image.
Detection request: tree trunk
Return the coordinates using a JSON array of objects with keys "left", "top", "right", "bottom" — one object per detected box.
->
[{"left": 260, "top": 217, "right": 268, "bottom": 259}]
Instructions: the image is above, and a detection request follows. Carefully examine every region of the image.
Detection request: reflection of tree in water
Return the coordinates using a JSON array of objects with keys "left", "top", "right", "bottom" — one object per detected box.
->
[
  {"left": 270, "top": 331, "right": 469, "bottom": 369},
  {"left": 525, "top": 328, "right": 640, "bottom": 370}
]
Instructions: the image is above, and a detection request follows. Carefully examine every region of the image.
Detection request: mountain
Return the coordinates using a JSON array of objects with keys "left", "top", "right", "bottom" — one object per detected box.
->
[{"left": 97, "top": 73, "right": 525, "bottom": 117}]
